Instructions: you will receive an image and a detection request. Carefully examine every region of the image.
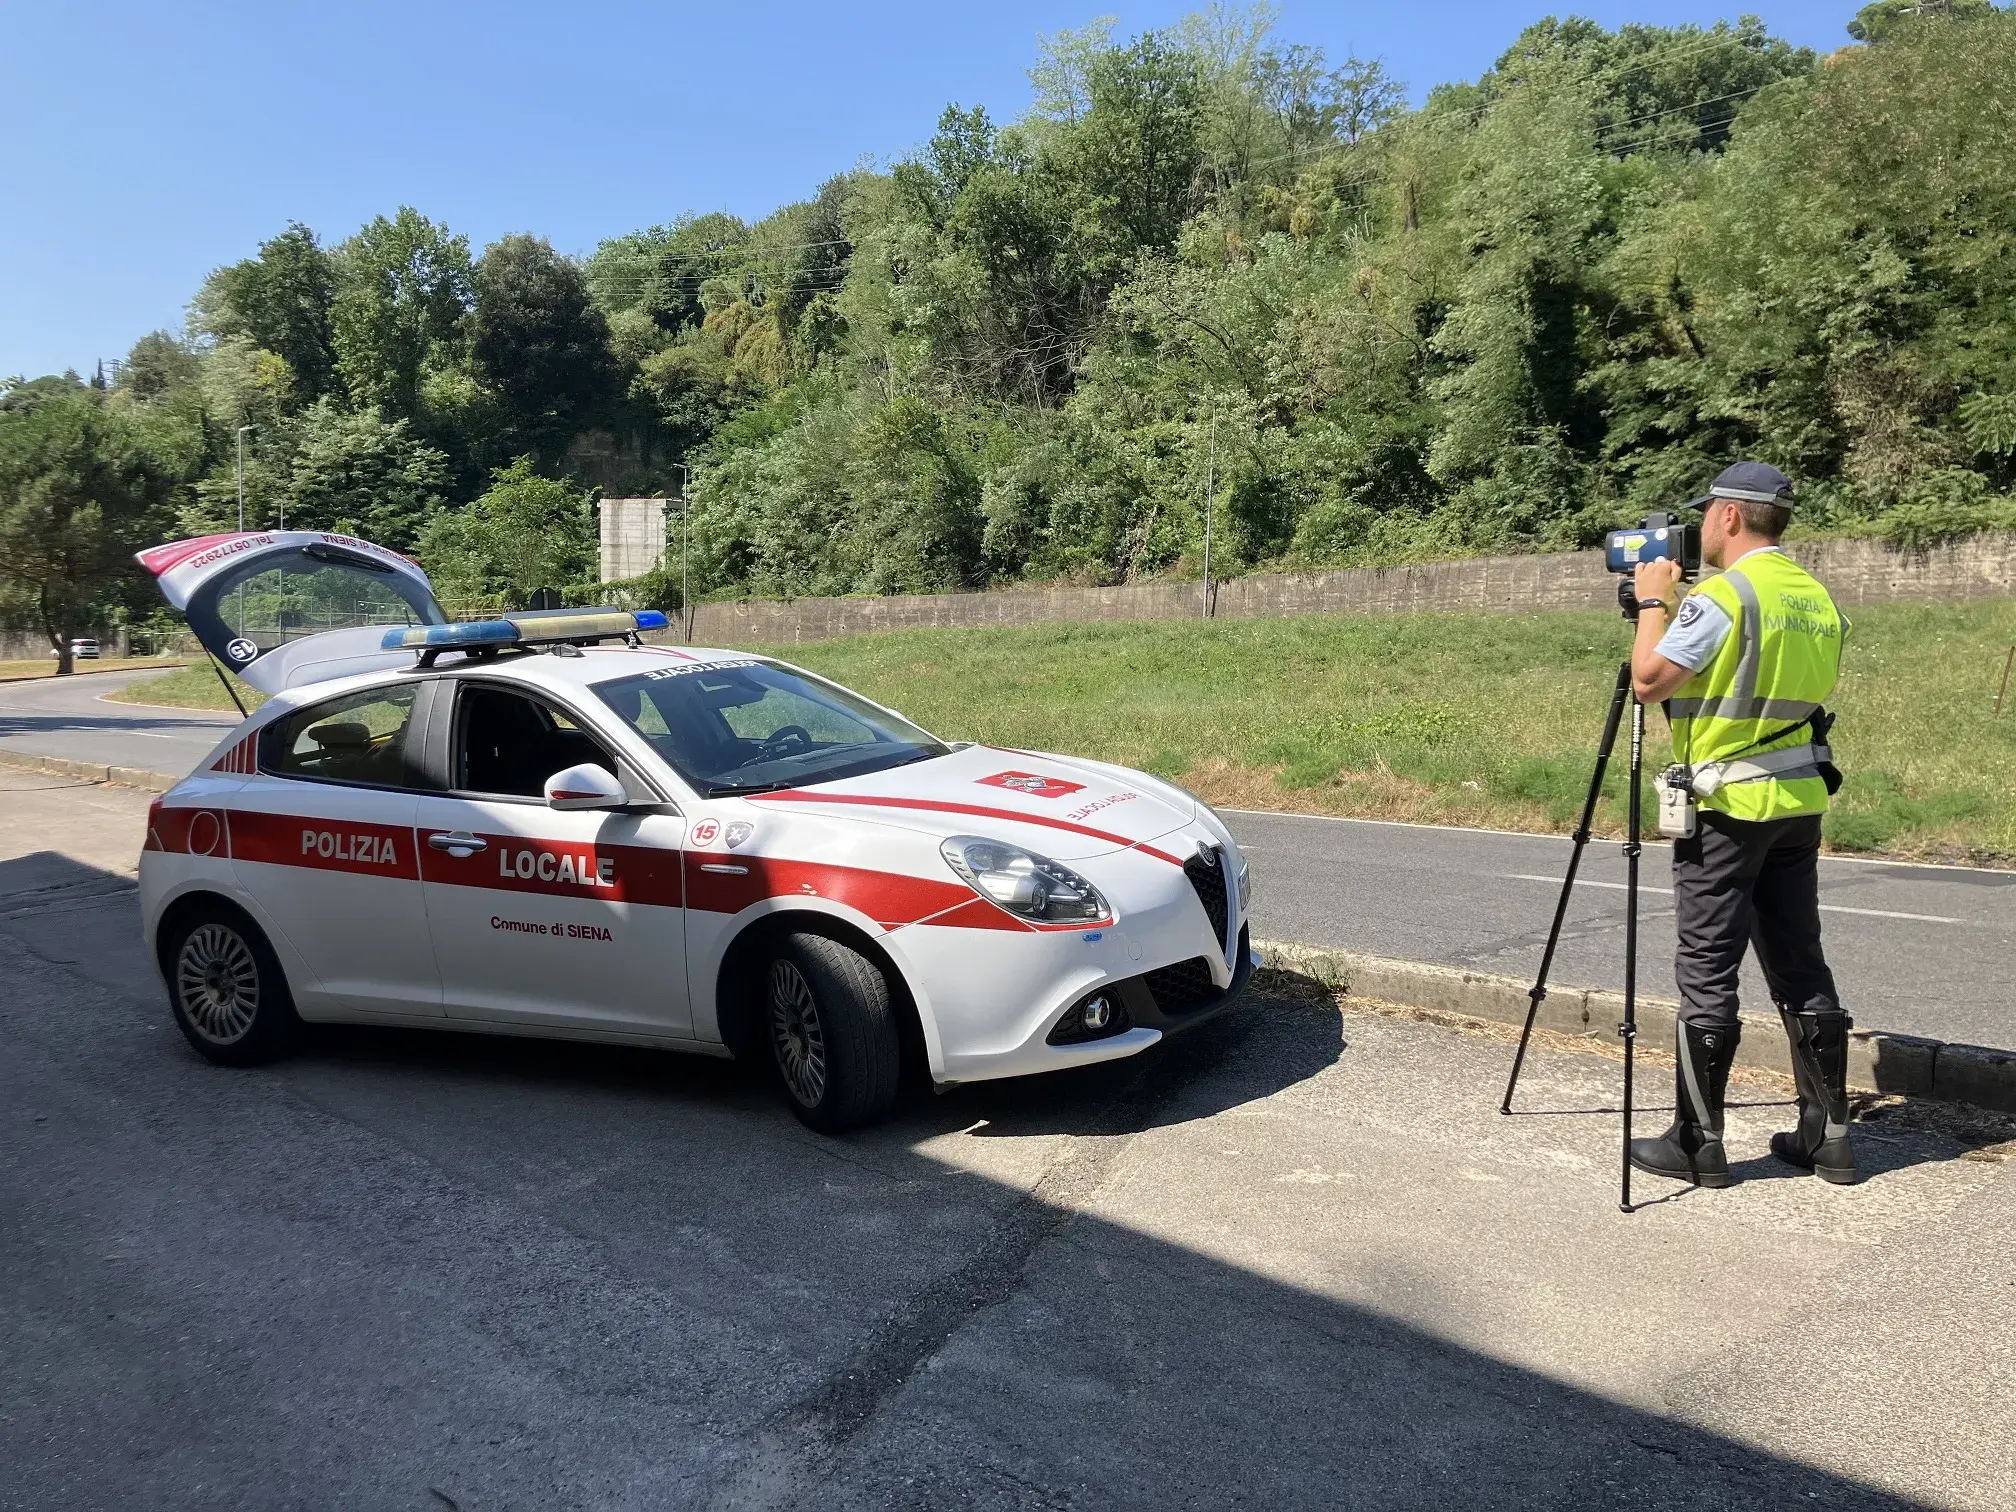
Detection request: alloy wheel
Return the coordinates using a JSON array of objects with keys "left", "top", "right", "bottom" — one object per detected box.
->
[
  {"left": 176, "top": 922, "right": 261, "bottom": 1044},
  {"left": 768, "top": 958, "right": 827, "bottom": 1108}
]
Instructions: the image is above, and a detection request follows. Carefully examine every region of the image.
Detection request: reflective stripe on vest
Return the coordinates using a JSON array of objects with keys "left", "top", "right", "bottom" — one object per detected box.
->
[{"left": 1667, "top": 552, "right": 1844, "bottom": 821}]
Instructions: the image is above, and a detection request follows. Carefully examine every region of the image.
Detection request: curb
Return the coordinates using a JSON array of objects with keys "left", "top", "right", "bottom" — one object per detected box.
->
[
  {"left": 0, "top": 749, "right": 178, "bottom": 794},
  {"left": 1255, "top": 939, "right": 2016, "bottom": 1117}
]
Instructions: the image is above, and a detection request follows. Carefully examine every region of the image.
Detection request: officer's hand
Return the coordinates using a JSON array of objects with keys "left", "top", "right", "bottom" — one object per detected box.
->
[{"left": 1634, "top": 558, "right": 1682, "bottom": 613}]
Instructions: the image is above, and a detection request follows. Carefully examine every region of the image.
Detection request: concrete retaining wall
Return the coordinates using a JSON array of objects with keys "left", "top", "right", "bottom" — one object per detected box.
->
[
  {"left": 0, "top": 628, "right": 129, "bottom": 661},
  {"left": 681, "top": 531, "right": 2016, "bottom": 646},
  {"left": 599, "top": 497, "right": 669, "bottom": 584}
]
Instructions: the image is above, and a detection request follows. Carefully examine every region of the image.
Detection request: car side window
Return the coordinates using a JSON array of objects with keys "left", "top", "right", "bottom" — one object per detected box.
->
[
  {"left": 455, "top": 684, "right": 618, "bottom": 799},
  {"left": 267, "top": 684, "right": 429, "bottom": 789}
]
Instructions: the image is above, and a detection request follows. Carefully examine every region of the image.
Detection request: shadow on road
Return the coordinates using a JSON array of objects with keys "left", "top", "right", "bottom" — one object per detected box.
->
[
  {"left": 0, "top": 851, "right": 1967, "bottom": 1507},
  {"left": 0, "top": 705, "right": 230, "bottom": 740}
]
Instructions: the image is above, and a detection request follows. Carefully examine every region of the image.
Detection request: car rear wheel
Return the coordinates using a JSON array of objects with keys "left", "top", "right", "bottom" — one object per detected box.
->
[
  {"left": 765, "top": 932, "right": 900, "bottom": 1133},
  {"left": 162, "top": 903, "right": 300, "bottom": 1066}
]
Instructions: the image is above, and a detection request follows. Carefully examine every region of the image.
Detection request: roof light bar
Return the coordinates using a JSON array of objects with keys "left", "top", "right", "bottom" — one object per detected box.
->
[
  {"left": 381, "top": 607, "right": 669, "bottom": 663},
  {"left": 382, "top": 619, "right": 518, "bottom": 651}
]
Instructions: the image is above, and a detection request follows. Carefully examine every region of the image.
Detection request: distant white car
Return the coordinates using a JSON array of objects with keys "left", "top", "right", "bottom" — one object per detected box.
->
[
  {"left": 132, "top": 531, "right": 1255, "bottom": 1130},
  {"left": 68, "top": 638, "right": 100, "bottom": 659}
]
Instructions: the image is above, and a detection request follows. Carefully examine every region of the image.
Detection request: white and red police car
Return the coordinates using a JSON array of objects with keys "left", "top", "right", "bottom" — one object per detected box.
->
[{"left": 136, "top": 531, "right": 1255, "bottom": 1129}]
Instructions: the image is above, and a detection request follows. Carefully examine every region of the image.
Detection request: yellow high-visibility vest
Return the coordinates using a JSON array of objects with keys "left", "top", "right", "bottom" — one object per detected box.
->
[{"left": 1667, "top": 550, "right": 1846, "bottom": 820}]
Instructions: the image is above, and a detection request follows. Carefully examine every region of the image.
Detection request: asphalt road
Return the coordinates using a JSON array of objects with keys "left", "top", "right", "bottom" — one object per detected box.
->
[
  {"left": 0, "top": 664, "right": 236, "bottom": 772},
  {"left": 1224, "top": 809, "right": 2016, "bottom": 1051},
  {"left": 6, "top": 667, "right": 2011, "bottom": 1050},
  {"left": 5, "top": 766, "right": 2013, "bottom": 1509}
]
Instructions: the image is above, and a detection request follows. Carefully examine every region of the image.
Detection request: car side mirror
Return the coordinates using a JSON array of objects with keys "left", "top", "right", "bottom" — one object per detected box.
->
[{"left": 544, "top": 763, "right": 627, "bottom": 811}]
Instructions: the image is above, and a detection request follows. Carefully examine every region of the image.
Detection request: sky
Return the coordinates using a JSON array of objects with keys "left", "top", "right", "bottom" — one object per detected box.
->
[{"left": 1, "top": 0, "right": 1867, "bottom": 381}]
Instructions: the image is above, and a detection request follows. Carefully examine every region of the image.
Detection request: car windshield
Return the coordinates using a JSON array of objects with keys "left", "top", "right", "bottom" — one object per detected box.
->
[{"left": 592, "top": 658, "right": 951, "bottom": 797}]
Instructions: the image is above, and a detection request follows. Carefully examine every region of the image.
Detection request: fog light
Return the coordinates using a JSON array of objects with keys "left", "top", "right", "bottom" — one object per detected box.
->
[{"left": 1081, "top": 995, "right": 1113, "bottom": 1031}]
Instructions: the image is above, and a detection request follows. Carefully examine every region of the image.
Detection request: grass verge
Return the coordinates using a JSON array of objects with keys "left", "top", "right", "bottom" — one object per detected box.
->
[
  {"left": 112, "top": 603, "right": 2016, "bottom": 863},
  {"left": 0, "top": 657, "right": 188, "bottom": 681},
  {"left": 108, "top": 661, "right": 266, "bottom": 710},
  {"left": 754, "top": 602, "right": 2016, "bottom": 865}
]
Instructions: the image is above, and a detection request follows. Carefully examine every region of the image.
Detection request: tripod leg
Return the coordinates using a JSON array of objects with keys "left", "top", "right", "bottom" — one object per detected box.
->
[
  {"left": 1620, "top": 699, "right": 1646, "bottom": 1212},
  {"left": 1502, "top": 661, "right": 1632, "bottom": 1114}
]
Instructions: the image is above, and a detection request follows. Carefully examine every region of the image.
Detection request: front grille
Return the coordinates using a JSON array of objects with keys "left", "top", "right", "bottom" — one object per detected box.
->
[
  {"left": 1144, "top": 956, "right": 1216, "bottom": 1016},
  {"left": 1184, "top": 847, "right": 1230, "bottom": 950}
]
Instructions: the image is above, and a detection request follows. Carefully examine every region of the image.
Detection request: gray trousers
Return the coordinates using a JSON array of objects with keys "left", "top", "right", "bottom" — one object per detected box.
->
[{"left": 1672, "top": 810, "right": 1844, "bottom": 1031}]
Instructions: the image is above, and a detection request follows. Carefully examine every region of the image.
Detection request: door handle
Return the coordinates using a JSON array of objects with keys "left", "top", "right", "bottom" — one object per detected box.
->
[{"left": 428, "top": 831, "right": 487, "bottom": 854}]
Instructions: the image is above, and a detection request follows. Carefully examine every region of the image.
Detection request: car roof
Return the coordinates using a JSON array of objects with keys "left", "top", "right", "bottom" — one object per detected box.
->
[
  {"left": 260, "top": 643, "right": 776, "bottom": 715},
  {"left": 473, "top": 643, "right": 772, "bottom": 696}
]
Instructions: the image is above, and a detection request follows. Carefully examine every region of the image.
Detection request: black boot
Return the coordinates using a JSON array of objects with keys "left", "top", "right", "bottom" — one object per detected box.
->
[
  {"left": 1630, "top": 1021, "right": 1739, "bottom": 1188},
  {"left": 1771, "top": 1007, "right": 1858, "bottom": 1184}
]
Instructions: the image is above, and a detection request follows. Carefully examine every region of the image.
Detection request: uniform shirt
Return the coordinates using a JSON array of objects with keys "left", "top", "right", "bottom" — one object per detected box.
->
[{"left": 1654, "top": 546, "right": 1783, "bottom": 671}]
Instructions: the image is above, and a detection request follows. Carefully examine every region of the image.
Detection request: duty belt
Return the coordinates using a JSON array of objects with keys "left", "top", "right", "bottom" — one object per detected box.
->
[{"left": 1683, "top": 742, "right": 1831, "bottom": 797}]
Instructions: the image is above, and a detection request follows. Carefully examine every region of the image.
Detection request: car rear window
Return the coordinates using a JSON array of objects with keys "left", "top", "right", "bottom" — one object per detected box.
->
[{"left": 265, "top": 683, "right": 430, "bottom": 790}]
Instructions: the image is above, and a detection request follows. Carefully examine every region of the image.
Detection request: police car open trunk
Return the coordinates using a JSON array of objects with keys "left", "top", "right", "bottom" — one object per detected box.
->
[{"left": 136, "top": 531, "right": 448, "bottom": 695}]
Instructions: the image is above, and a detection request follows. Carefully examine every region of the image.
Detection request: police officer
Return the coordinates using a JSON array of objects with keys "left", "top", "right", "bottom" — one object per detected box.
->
[{"left": 1625, "top": 461, "right": 1856, "bottom": 1188}]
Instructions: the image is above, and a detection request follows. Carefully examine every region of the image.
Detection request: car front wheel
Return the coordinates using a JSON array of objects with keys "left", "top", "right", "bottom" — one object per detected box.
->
[
  {"left": 765, "top": 932, "right": 900, "bottom": 1133},
  {"left": 162, "top": 902, "right": 300, "bottom": 1066}
]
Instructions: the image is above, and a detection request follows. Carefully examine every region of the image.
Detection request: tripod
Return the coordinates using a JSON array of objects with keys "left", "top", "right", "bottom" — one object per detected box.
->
[{"left": 1500, "top": 658, "right": 1648, "bottom": 1213}]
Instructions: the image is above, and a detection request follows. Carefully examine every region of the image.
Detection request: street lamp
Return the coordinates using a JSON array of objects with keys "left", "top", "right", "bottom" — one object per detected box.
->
[
  {"left": 236, "top": 425, "right": 254, "bottom": 532},
  {"left": 1201, "top": 411, "right": 1217, "bottom": 619},
  {"left": 672, "top": 463, "right": 692, "bottom": 643}
]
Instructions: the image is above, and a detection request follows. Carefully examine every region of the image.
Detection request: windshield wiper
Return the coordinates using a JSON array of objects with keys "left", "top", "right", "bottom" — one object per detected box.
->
[{"left": 705, "top": 777, "right": 802, "bottom": 798}]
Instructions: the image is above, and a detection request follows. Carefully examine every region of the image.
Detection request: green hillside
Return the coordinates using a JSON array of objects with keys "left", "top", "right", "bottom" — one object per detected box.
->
[{"left": 7, "top": 3, "right": 2016, "bottom": 649}]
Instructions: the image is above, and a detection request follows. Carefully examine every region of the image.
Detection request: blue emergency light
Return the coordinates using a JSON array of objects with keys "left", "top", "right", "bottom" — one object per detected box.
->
[{"left": 383, "top": 608, "right": 671, "bottom": 662}]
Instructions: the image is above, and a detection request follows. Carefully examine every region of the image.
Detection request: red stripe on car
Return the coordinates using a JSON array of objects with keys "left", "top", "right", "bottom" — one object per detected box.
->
[
  {"left": 210, "top": 733, "right": 257, "bottom": 774},
  {"left": 749, "top": 790, "right": 1187, "bottom": 866},
  {"left": 419, "top": 830, "right": 678, "bottom": 904},
  {"left": 142, "top": 804, "right": 230, "bottom": 857},
  {"left": 231, "top": 810, "right": 420, "bottom": 879},
  {"left": 681, "top": 853, "right": 1026, "bottom": 928},
  {"left": 152, "top": 807, "right": 1081, "bottom": 933}
]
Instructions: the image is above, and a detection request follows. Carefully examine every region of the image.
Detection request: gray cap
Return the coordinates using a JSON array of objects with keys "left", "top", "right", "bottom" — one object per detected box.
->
[{"left": 1686, "top": 460, "right": 1794, "bottom": 511}]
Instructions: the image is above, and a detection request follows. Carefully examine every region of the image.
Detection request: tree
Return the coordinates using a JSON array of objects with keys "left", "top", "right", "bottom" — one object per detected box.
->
[
  {"left": 585, "top": 212, "right": 751, "bottom": 334},
  {"left": 193, "top": 224, "right": 342, "bottom": 404},
  {"left": 471, "top": 235, "right": 617, "bottom": 455},
  {"left": 279, "top": 401, "right": 453, "bottom": 549},
  {"left": 1076, "top": 34, "right": 1207, "bottom": 253},
  {"left": 0, "top": 396, "right": 168, "bottom": 673},
  {"left": 330, "top": 209, "right": 473, "bottom": 417},
  {"left": 117, "top": 332, "right": 202, "bottom": 402},
  {"left": 416, "top": 457, "right": 597, "bottom": 608},
  {"left": 1849, "top": 0, "right": 2001, "bottom": 45}
]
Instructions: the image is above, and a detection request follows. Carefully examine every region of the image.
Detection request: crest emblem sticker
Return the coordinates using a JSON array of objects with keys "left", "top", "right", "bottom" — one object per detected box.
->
[{"left": 977, "top": 770, "right": 1086, "bottom": 800}]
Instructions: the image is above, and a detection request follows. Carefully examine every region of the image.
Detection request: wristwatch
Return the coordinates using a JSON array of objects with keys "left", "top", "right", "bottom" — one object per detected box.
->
[{"left": 1636, "top": 596, "right": 1673, "bottom": 614}]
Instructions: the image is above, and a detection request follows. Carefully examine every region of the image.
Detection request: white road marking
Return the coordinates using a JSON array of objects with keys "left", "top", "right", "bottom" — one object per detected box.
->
[
  {"left": 1500, "top": 873, "right": 1966, "bottom": 925},
  {"left": 1221, "top": 806, "right": 2016, "bottom": 877},
  {"left": 1811, "top": 903, "right": 1970, "bottom": 923},
  {"left": 1506, "top": 873, "right": 1673, "bottom": 895}
]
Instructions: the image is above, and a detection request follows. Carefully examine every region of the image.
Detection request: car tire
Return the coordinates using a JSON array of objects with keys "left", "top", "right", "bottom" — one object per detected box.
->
[
  {"left": 764, "top": 931, "right": 900, "bottom": 1133},
  {"left": 161, "top": 901, "right": 301, "bottom": 1066}
]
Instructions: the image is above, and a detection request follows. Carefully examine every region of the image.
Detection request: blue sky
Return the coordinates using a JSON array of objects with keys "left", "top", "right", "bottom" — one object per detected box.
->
[{"left": 2, "top": 1, "right": 1865, "bottom": 380}]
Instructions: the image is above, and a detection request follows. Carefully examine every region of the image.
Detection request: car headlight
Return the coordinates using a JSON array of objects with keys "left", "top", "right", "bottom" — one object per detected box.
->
[{"left": 940, "top": 836, "right": 1110, "bottom": 924}]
